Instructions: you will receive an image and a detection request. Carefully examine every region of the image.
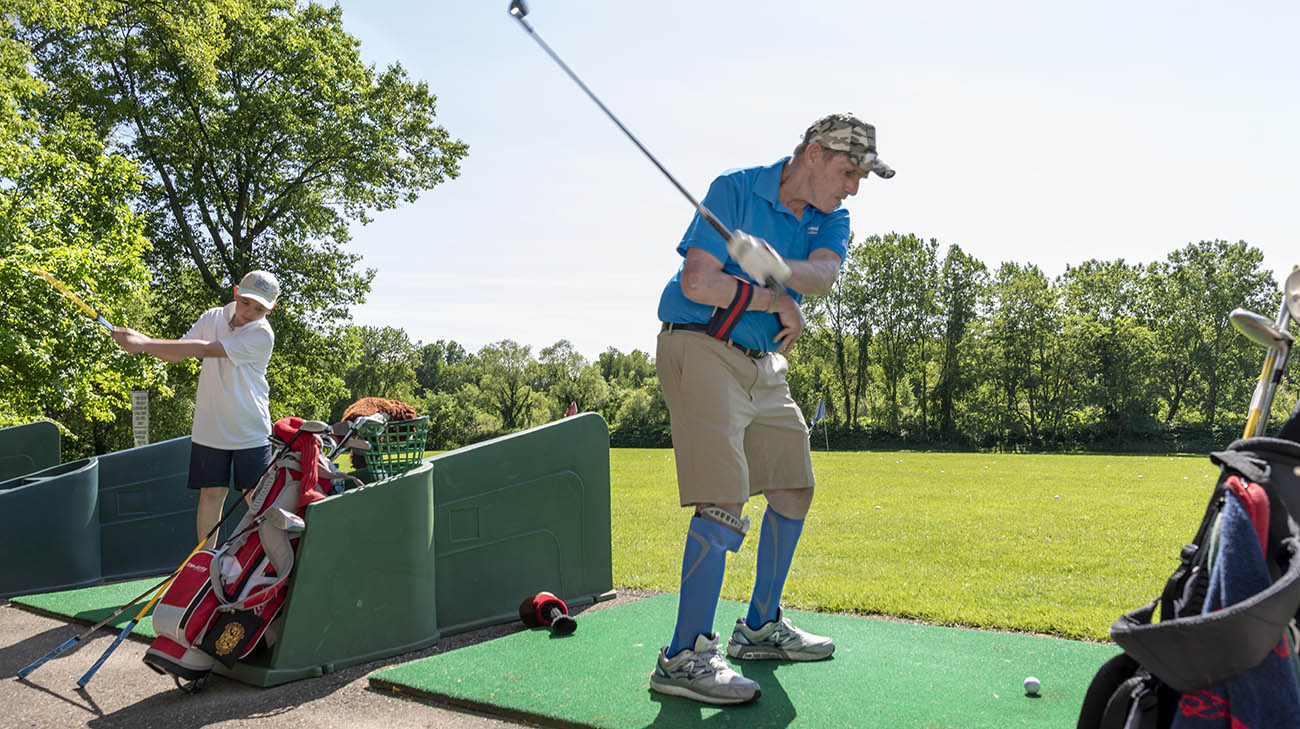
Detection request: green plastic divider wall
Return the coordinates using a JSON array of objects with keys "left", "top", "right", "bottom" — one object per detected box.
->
[
  {"left": 215, "top": 412, "right": 613, "bottom": 687},
  {"left": 0, "top": 436, "right": 250, "bottom": 599},
  {"left": 219, "top": 462, "right": 440, "bottom": 686},
  {"left": 0, "top": 459, "right": 101, "bottom": 598},
  {"left": 0, "top": 420, "right": 60, "bottom": 482},
  {"left": 429, "top": 411, "right": 614, "bottom": 635},
  {"left": 97, "top": 436, "right": 247, "bottom": 580}
]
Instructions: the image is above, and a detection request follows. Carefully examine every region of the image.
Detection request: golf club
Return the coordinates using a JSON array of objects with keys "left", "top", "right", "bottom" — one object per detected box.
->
[
  {"left": 67, "top": 418, "right": 328, "bottom": 686},
  {"left": 29, "top": 265, "right": 115, "bottom": 333},
  {"left": 16, "top": 572, "right": 180, "bottom": 679},
  {"left": 507, "top": 0, "right": 732, "bottom": 243},
  {"left": 1286, "top": 267, "right": 1300, "bottom": 322},
  {"left": 1230, "top": 308, "right": 1292, "bottom": 350},
  {"left": 1232, "top": 301, "right": 1295, "bottom": 438}
]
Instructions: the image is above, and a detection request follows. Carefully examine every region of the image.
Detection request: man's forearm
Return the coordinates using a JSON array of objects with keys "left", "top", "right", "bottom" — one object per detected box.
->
[{"left": 781, "top": 257, "right": 841, "bottom": 296}]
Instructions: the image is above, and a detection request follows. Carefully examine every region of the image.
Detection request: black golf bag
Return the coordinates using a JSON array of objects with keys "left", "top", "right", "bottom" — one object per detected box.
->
[{"left": 1077, "top": 436, "right": 1300, "bottom": 729}]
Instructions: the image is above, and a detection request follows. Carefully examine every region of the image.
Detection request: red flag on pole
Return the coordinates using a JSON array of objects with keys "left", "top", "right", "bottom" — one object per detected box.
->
[{"left": 565, "top": 401, "right": 578, "bottom": 417}]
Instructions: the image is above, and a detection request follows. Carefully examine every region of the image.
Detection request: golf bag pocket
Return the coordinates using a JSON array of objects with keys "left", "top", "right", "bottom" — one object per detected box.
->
[{"left": 143, "top": 550, "right": 221, "bottom": 681}]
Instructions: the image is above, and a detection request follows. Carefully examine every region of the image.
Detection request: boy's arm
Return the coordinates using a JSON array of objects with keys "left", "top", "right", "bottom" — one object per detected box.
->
[{"left": 113, "top": 328, "right": 226, "bottom": 362}]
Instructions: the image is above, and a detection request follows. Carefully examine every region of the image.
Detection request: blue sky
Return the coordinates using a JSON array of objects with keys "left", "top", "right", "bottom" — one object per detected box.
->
[{"left": 333, "top": 0, "right": 1300, "bottom": 361}]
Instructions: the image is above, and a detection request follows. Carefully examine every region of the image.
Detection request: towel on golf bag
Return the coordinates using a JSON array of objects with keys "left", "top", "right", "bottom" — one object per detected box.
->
[
  {"left": 143, "top": 417, "right": 328, "bottom": 684},
  {"left": 1077, "top": 439, "right": 1300, "bottom": 729},
  {"left": 1170, "top": 477, "right": 1300, "bottom": 729}
]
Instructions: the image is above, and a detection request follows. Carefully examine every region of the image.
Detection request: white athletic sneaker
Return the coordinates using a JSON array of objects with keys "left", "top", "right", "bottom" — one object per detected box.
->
[
  {"left": 726, "top": 608, "right": 835, "bottom": 661},
  {"left": 649, "top": 633, "right": 761, "bottom": 705}
]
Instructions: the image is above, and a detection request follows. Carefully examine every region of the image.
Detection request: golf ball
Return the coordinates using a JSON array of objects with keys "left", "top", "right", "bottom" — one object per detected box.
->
[{"left": 1024, "top": 676, "right": 1041, "bottom": 695}]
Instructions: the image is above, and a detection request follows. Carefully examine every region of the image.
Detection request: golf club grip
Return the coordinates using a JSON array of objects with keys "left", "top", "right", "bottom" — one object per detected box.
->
[
  {"left": 75, "top": 534, "right": 203, "bottom": 687},
  {"left": 32, "top": 266, "right": 114, "bottom": 330},
  {"left": 15, "top": 567, "right": 180, "bottom": 678},
  {"left": 77, "top": 618, "right": 138, "bottom": 687}
]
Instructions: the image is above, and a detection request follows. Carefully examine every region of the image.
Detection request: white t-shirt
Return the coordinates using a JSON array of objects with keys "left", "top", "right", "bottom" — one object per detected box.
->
[{"left": 185, "top": 302, "right": 275, "bottom": 450}]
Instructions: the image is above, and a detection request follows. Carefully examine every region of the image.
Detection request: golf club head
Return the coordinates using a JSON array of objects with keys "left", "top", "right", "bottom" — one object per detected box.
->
[
  {"left": 509, "top": 0, "right": 528, "bottom": 18},
  {"left": 299, "top": 419, "right": 329, "bottom": 434},
  {"left": 1286, "top": 267, "right": 1300, "bottom": 322},
  {"left": 1230, "top": 307, "right": 1293, "bottom": 349}
]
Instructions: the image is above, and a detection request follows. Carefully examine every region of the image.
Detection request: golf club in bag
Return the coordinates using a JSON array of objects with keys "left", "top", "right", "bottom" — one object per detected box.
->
[
  {"left": 16, "top": 419, "right": 330, "bottom": 685},
  {"left": 1078, "top": 273, "right": 1300, "bottom": 729},
  {"left": 141, "top": 416, "right": 361, "bottom": 692}
]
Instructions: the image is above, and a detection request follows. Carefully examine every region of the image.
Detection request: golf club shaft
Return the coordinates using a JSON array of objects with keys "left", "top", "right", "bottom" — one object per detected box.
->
[
  {"left": 31, "top": 266, "right": 115, "bottom": 333},
  {"left": 1245, "top": 297, "right": 1294, "bottom": 437},
  {"left": 16, "top": 572, "right": 176, "bottom": 678},
  {"left": 73, "top": 459, "right": 300, "bottom": 686},
  {"left": 509, "top": 9, "right": 732, "bottom": 241},
  {"left": 20, "top": 423, "right": 322, "bottom": 680}
]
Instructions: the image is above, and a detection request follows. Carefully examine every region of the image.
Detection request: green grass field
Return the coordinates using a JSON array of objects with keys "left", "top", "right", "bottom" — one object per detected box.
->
[{"left": 609, "top": 449, "right": 1223, "bottom": 642}]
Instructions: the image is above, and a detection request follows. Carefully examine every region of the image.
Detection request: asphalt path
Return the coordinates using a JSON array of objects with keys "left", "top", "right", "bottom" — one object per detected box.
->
[{"left": 1, "top": 590, "right": 653, "bottom": 729}]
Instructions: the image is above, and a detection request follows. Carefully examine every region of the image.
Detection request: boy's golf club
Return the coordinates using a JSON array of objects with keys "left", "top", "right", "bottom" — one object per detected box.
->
[{"left": 29, "top": 265, "right": 115, "bottom": 333}]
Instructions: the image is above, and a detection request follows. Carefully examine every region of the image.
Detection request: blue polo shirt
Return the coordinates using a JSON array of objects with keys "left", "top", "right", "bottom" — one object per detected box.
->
[{"left": 657, "top": 157, "right": 851, "bottom": 352}]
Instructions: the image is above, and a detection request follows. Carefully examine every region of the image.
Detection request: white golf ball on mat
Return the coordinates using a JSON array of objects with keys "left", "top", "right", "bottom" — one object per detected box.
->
[{"left": 1024, "top": 676, "right": 1041, "bottom": 695}]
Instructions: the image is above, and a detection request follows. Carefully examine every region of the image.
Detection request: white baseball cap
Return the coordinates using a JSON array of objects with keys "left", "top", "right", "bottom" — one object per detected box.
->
[{"left": 237, "top": 270, "right": 280, "bottom": 308}]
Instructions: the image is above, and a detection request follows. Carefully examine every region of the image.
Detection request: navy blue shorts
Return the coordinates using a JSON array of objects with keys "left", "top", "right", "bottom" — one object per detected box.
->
[{"left": 188, "top": 442, "right": 272, "bottom": 492}]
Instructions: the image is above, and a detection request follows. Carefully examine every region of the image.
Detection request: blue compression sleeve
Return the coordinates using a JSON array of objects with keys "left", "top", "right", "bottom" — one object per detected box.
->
[
  {"left": 667, "top": 516, "right": 744, "bottom": 657},
  {"left": 746, "top": 506, "right": 805, "bottom": 629}
]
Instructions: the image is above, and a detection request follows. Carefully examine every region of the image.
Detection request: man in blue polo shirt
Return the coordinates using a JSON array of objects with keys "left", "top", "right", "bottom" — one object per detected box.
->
[{"left": 650, "top": 114, "right": 894, "bottom": 705}]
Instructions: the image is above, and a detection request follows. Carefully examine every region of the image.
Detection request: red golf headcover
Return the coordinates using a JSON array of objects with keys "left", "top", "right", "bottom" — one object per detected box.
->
[
  {"left": 518, "top": 591, "right": 568, "bottom": 627},
  {"left": 272, "top": 417, "right": 326, "bottom": 510}
]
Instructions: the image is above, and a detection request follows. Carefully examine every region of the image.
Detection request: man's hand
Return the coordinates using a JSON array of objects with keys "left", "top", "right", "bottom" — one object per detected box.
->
[
  {"left": 111, "top": 327, "right": 149, "bottom": 355},
  {"left": 728, "top": 231, "right": 791, "bottom": 286},
  {"left": 770, "top": 292, "right": 806, "bottom": 355}
]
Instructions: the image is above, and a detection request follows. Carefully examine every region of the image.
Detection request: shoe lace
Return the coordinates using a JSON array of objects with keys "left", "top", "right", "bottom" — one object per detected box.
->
[
  {"left": 768, "top": 618, "right": 800, "bottom": 646},
  {"left": 681, "top": 649, "right": 730, "bottom": 679}
]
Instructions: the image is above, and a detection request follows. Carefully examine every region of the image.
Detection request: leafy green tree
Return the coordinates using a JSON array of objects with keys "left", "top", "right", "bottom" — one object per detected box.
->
[
  {"left": 596, "top": 347, "right": 655, "bottom": 389},
  {"left": 415, "top": 339, "right": 473, "bottom": 396},
  {"left": 802, "top": 231, "right": 876, "bottom": 427},
  {"left": 476, "top": 340, "right": 543, "bottom": 431},
  {"left": 856, "top": 233, "right": 938, "bottom": 434},
  {"left": 931, "top": 245, "right": 987, "bottom": 440},
  {"left": 14, "top": 0, "right": 468, "bottom": 429},
  {"left": 1059, "top": 260, "right": 1157, "bottom": 438},
  {"left": 331, "top": 325, "right": 419, "bottom": 417},
  {"left": 0, "top": 15, "right": 168, "bottom": 452},
  {"left": 535, "top": 340, "right": 610, "bottom": 418},
  {"left": 1145, "top": 241, "right": 1273, "bottom": 428},
  {"left": 984, "top": 262, "right": 1064, "bottom": 443}
]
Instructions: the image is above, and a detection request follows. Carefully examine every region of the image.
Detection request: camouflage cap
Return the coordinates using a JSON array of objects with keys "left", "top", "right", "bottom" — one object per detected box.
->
[{"left": 803, "top": 113, "right": 895, "bottom": 179}]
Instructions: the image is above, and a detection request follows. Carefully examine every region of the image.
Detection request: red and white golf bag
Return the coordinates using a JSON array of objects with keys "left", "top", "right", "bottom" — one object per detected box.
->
[{"left": 143, "top": 417, "right": 333, "bottom": 689}]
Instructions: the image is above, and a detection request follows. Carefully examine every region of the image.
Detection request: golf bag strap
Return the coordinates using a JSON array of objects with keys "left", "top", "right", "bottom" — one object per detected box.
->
[
  {"left": 1111, "top": 535, "right": 1300, "bottom": 693},
  {"left": 1157, "top": 482, "right": 1226, "bottom": 622}
]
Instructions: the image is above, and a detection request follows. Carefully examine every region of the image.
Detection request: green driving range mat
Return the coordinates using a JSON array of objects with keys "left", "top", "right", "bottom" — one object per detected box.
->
[
  {"left": 10, "top": 576, "right": 165, "bottom": 638},
  {"left": 369, "top": 594, "right": 1121, "bottom": 729}
]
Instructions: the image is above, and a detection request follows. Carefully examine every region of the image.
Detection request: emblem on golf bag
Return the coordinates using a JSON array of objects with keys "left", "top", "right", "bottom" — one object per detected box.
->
[{"left": 214, "top": 622, "right": 245, "bottom": 656}]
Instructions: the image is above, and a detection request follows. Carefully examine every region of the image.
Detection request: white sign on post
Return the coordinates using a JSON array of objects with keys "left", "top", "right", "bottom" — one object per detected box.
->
[{"left": 130, "top": 389, "right": 149, "bottom": 447}]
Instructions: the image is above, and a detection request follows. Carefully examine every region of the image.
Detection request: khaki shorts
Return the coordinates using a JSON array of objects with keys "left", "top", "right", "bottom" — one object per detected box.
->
[{"left": 656, "top": 328, "right": 814, "bottom": 506}]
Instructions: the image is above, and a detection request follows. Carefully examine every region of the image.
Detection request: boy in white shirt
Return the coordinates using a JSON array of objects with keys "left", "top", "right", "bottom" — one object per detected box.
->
[{"left": 113, "top": 270, "right": 279, "bottom": 548}]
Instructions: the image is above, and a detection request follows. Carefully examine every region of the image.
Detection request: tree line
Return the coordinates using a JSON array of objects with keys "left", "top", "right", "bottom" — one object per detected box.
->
[{"left": 2, "top": 2, "right": 1294, "bottom": 457}]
